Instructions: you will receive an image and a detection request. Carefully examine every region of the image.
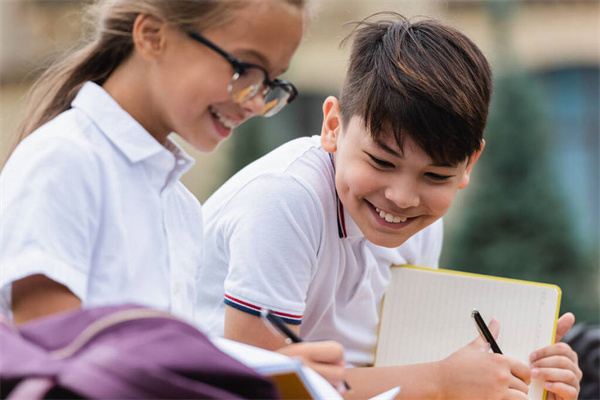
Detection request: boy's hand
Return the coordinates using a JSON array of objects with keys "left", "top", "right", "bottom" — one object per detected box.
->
[
  {"left": 277, "top": 341, "right": 347, "bottom": 392},
  {"left": 530, "top": 313, "right": 582, "bottom": 400},
  {"left": 437, "top": 318, "right": 531, "bottom": 399}
]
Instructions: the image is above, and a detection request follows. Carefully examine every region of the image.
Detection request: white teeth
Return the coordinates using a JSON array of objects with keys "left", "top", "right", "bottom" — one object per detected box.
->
[
  {"left": 210, "top": 107, "right": 237, "bottom": 129},
  {"left": 375, "top": 207, "right": 407, "bottom": 224}
]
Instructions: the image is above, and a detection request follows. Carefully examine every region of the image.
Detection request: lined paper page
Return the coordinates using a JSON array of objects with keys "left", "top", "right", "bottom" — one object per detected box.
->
[{"left": 375, "top": 266, "right": 560, "bottom": 400}]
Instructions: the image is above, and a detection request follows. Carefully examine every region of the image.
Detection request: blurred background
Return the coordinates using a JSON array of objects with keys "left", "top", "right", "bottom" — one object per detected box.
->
[{"left": 1, "top": 0, "right": 598, "bottom": 390}]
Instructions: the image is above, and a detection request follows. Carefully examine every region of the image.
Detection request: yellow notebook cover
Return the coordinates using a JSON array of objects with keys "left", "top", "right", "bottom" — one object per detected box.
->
[{"left": 375, "top": 265, "right": 561, "bottom": 400}]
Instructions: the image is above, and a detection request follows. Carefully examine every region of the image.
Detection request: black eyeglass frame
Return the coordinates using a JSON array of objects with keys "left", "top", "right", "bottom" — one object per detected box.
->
[{"left": 187, "top": 31, "right": 298, "bottom": 108}]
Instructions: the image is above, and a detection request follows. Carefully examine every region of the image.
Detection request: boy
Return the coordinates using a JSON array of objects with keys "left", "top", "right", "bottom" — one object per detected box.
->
[{"left": 196, "top": 13, "right": 581, "bottom": 399}]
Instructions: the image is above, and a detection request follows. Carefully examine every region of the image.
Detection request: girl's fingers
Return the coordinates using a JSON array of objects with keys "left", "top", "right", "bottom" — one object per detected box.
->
[
  {"left": 279, "top": 341, "right": 345, "bottom": 364},
  {"left": 303, "top": 361, "right": 346, "bottom": 384}
]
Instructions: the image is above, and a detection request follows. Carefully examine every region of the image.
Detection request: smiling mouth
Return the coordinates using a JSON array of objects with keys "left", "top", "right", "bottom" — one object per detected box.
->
[
  {"left": 209, "top": 106, "right": 239, "bottom": 130},
  {"left": 373, "top": 205, "right": 409, "bottom": 224}
]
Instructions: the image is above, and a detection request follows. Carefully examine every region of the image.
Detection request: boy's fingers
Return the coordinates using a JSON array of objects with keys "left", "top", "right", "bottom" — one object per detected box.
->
[
  {"left": 532, "top": 366, "right": 580, "bottom": 388},
  {"left": 530, "top": 342, "right": 579, "bottom": 365},
  {"left": 554, "top": 313, "right": 575, "bottom": 342},
  {"left": 506, "top": 388, "right": 529, "bottom": 400},
  {"left": 531, "top": 356, "right": 583, "bottom": 382},
  {"left": 508, "top": 372, "right": 530, "bottom": 394},
  {"left": 471, "top": 317, "right": 500, "bottom": 349},
  {"left": 510, "top": 358, "right": 532, "bottom": 386},
  {"left": 544, "top": 381, "right": 580, "bottom": 400},
  {"left": 488, "top": 318, "right": 500, "bottom": 339}
]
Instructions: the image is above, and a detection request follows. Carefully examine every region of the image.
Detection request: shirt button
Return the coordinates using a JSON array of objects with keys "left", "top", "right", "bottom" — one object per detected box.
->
[{"left": 172, "top": 282, "right": 180, "bottom": 296}]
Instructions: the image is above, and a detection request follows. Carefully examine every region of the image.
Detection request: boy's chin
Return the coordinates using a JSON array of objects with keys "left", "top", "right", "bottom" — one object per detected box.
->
[{"left": 363, "top": 230, "right": 411, "bottom": 248}]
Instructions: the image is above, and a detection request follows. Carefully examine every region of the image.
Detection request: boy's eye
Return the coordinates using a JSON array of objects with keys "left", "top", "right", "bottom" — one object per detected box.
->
[
  {"left": 425, "top": 172, "right": 453, "bottom": 181},
  {"left": 368, "top": 154, "right": 394, "bottom": 168}
]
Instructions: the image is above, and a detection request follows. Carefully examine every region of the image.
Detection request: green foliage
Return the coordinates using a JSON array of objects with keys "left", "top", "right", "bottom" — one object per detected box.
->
[{"left": 444, "top": 73, "right": 599, "bottom": 323}]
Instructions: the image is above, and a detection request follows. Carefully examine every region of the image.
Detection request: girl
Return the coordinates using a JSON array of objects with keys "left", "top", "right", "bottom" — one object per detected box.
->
[{"left": 0, "top": 0, "right": 344, "bottom": 387}]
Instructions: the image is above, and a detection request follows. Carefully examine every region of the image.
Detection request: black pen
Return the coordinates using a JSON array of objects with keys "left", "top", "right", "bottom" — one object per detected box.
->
[
  {"left": 471, "top": 309, "right": 503, "bottom": 354},
  {"left": 260, "top": 308, "right": 302, "bottom": 344},
  {"left": 260, "top": 308, "right": 352, "bottom": 392}
]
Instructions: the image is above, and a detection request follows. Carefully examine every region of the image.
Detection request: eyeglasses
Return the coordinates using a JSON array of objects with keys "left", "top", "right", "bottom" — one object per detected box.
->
[{"left": 187, "top": 31, "right": 298, "bottom": 117}]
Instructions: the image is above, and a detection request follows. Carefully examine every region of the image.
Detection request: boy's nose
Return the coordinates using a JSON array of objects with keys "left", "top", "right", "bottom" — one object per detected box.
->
[{"left": 384, "top": 183, "right": 420, "bottom": 209}]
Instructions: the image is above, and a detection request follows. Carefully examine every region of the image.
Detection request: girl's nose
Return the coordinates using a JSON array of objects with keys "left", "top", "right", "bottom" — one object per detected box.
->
[{"left": 241, "top": 92, "right": 266, "bottom": 118}]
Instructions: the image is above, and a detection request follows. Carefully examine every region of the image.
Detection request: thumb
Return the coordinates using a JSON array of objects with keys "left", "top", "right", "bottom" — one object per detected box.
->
[
  {"left": 488, "top": 317, "right": 500, "bottom": 339},
  {"left": 554, "top": 312, "right": 575, "bottom": 342},
  {"left": 471, "top": 317, "right": 500, "bottom": 350}
]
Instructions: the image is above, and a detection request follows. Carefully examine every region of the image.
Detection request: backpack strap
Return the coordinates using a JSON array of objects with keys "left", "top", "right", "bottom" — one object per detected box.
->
[{"left": 5, "top": 377, "right": 55, "bottom": 400}]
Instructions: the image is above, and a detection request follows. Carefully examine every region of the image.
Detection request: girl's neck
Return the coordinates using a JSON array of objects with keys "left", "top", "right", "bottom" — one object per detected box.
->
[{"left": 103, "top": 55, "right": 170, "bottom": 145}]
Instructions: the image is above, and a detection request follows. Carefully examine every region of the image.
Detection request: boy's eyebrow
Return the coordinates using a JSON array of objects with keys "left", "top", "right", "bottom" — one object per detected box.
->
[
  {"left": 376, "top": 141, "right": 401, "bottom": 157},
  {"left": 375, "top": 141, "right": 459, "bottom": 168}
]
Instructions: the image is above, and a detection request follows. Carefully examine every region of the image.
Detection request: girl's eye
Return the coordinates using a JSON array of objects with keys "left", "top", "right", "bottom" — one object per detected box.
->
[
  {"left": 368, "top": 154, "right": 394, "bottom": 168},
  {"left": 426, "top": 172, "right": 453, "bottom": 181}
]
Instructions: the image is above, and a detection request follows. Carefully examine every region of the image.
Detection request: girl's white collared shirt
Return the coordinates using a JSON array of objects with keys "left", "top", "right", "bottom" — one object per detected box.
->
[{"left": 0, "top": 82, "right": 203, "bottom": 323}]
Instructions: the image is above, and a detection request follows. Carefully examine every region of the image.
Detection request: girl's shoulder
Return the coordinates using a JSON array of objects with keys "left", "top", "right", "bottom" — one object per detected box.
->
[{"left": 4, "top": 108, "right": 109, "bottom": 179}]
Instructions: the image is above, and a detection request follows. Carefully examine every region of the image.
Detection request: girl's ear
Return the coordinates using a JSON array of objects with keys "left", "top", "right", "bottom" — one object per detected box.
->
[
  {"left": 132, "top": 14, "right": 167, "bottom": 59},
  {"left": 458, "top": 139, "right": 485, "bottom": 189},
  {"left": 321, "top": 96, "right": 341, "bottom": 153}
]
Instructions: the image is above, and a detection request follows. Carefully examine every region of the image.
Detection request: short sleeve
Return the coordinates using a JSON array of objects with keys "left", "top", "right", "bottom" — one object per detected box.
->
[
  {"left": 0, "top": 134, "right": 101, "bottom": 311},
  {"left": 219, "top": 174, "right": 323, "bottom": 325}
]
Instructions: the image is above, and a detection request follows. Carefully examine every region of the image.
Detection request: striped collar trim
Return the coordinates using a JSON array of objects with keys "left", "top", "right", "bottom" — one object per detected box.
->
[{"left": 328, "top": 153, "right": 347, "bottom": 239}]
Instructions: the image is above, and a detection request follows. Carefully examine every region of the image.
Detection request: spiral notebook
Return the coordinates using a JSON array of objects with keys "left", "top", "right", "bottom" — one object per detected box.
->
[{"left": 374, "top": 265, "right": 561, "bottom": 400}]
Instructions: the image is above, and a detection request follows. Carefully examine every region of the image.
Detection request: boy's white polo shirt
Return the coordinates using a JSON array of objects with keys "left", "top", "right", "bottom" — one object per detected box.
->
[
  {"left": 0, "top": 82, "right": 203, "bottom": 323},
  {"left": 197, "top": 135, "right": 442, "bottom": 365}
]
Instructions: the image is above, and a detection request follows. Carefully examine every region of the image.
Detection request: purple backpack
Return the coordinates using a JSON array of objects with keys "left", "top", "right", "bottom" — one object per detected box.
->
[{"left": 0, "top": 304, "right": 279, "bottom": 399}]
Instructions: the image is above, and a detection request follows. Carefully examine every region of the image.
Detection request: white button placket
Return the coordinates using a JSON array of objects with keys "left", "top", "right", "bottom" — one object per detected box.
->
[{"left": 155, "top": 152, "right": 180, "bottom": 317}]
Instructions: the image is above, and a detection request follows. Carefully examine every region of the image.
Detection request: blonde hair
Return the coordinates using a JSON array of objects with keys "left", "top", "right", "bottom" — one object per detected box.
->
[{"left": 10, "top": 0, "right": 309, "bottom": 160}]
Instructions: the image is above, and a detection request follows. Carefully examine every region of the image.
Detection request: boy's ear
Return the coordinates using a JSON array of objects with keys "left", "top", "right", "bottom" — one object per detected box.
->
[
  {"left": 458, "top": 139, "right": 485, "bottom": 189},
  {"left": 132, "top": 14, "right": 167, "bottom": 59},
  {"left": 321, "top": 96, "right": 341, "bottom": 153}
]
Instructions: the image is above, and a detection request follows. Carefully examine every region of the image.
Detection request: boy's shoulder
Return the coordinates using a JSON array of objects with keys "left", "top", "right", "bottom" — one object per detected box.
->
[
  {"left": 203, "top": 135, "right": 337, "bottom": 219},
  {"left": 212, "top": 135, "right": 334, "bottom": 196}
]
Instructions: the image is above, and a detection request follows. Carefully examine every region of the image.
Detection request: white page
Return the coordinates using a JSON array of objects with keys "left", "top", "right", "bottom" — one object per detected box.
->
[{"left": 375, "top": 266, "right": 560, "bottom": 400}]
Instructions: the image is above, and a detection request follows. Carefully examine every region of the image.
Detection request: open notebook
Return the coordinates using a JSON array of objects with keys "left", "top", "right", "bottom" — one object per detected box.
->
[
  {"left": 375, "top": 265, "right": 561, "bottom": 400},
  {"left": 212, "top": 336, "right": 401, "bottom": 400}
]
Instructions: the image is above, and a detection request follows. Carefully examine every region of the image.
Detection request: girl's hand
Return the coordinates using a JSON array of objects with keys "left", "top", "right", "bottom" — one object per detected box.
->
[
  {"left": 277, "top": 340, "right": 347, "bottom": 392},
  {"left": 530, "top": 313, "right": 582, "bottom": 400},
  {"left": 437, "top": 318, "right": 531, "bottom": 400}
]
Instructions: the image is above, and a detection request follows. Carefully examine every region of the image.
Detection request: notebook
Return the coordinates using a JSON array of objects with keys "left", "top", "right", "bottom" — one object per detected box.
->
[
  {"left": 374, "top": 265, "right": 561, "bottom": 400},
  {"left": 212, "top": 336, "right": 401, "bottom": 400}
]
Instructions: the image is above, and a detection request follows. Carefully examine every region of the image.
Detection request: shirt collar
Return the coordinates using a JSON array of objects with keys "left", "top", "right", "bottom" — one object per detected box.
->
[
  {"left": 71, "top": 82, "right": 193, "bottom": 172},
  {"left": 328, "top": 153, "right": 363, "bottom": 239}
]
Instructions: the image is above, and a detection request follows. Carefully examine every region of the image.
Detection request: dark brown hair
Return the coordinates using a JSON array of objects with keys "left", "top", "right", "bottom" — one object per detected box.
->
[{"left": 339, "top": 12, "right": 492, "bottom": 164}]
